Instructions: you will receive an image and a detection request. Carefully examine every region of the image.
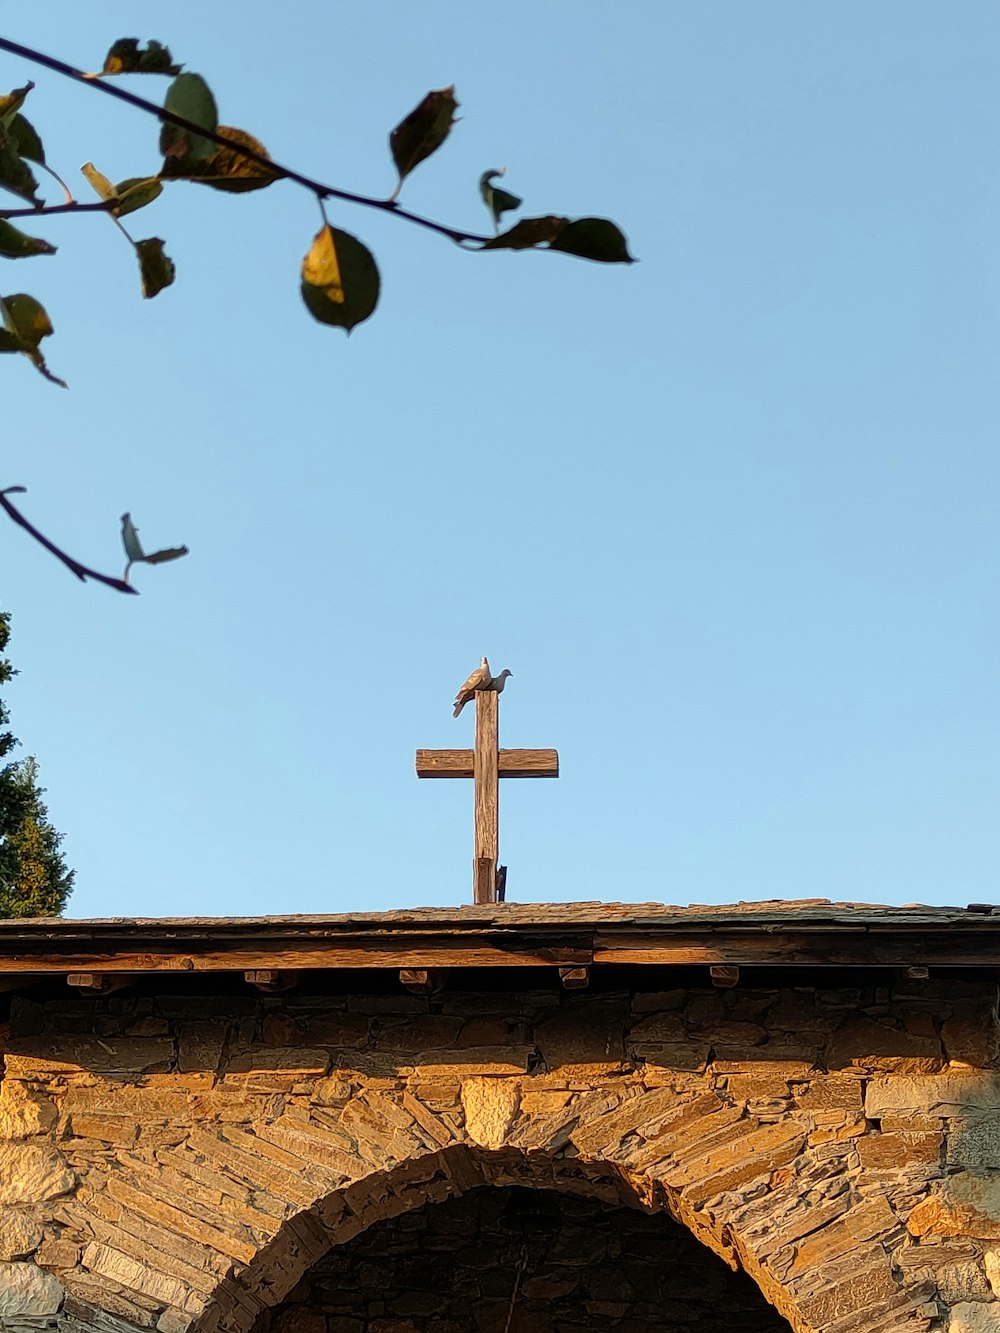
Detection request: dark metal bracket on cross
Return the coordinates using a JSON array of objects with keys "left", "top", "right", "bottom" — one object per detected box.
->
[{"left": 415, "top": 670, "right": 559, "bottom": 904}]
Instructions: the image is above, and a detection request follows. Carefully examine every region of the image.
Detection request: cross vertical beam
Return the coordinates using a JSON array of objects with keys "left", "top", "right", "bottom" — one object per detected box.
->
[{"left": 473, "top": 690, "right": 499, "bottom": 903}]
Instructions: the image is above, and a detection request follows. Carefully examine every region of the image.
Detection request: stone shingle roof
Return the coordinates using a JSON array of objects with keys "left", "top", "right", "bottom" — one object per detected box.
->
[
  {"left": 0, "top": 900, "right": 997, "bottom": 978},
  {"left": 0, "top": 897, "right": 989, "bottom": 933}
]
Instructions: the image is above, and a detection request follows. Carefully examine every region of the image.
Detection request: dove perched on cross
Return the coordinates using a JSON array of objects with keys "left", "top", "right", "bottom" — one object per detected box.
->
[
  {"left": 453, "top": 657, "right": 491, "bottom": 718},
  {"left": 418, "top": 661, "right": 557, "bottom": 902}
]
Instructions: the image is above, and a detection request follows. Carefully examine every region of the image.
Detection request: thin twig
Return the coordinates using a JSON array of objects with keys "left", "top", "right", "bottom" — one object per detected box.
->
[
  {"left": 0, "top": 200, "right": 111, "bottom": 219},
  {"left": 0, "top": 35, "right": 494, "bottom": 246},
  {"left": 35, "top": 159, "right": 74, "bottom": 205},
  {"left": 0, "top": 488, "right": 138, "bottom": 594}
]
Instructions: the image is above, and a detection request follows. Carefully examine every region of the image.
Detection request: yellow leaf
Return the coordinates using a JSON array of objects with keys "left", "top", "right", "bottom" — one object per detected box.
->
[
  {"left": 301, "top": 224, "right": 345, "bottom": 305},
  {"left": 81, "top": 161, "right": 115, "bottom": 201}
]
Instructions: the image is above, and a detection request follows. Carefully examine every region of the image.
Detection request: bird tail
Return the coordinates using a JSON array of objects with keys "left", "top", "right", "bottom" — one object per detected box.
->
[{"left": 453, "top": 699, "right": 465, "bottom": 718}]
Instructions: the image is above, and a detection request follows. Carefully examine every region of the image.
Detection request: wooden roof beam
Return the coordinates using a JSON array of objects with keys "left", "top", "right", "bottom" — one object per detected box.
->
[
  {"left": 399, "top": 968, "right": 447, "bottom": 995},
  {"left": 244, "top": 969, "right": 301, "bottom": 993},
  {"left": 66, "top": 973, "right": 133, "bottom": 995}
]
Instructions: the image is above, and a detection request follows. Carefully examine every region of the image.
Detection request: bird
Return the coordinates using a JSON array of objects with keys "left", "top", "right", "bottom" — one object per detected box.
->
[
  {"left": 453, "top": 657, "right": 491, "bottom": 717},
  {"left": 490, "top": 668, "right": 513, "bottom": 694},
  {"left": 121, "top": 512, "right": 189, "bottom": 584}
]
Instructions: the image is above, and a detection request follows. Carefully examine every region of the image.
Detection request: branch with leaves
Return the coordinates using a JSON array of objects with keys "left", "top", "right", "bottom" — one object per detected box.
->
[
  {"left": 0, "top": 34, "right": 632, "bottom": 590},
  {"left": 0, "top": 489, "right": 188, "bottom": 595},
  {"left": 0, "top": 488, "right": 135, "bottom": 592},
  {"left": 0, "top": 34, "right": 634, "bottom": 381}
]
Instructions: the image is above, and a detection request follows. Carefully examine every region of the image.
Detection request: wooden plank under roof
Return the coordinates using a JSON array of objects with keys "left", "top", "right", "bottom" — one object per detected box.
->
[{"left": 0, "top": 901, "right": 997, "bottom": 977}]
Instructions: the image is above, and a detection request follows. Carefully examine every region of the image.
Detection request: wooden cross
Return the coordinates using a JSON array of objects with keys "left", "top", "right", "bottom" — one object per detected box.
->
[{"left": 415, "top": 678, "right": 559, "bottom": 904}]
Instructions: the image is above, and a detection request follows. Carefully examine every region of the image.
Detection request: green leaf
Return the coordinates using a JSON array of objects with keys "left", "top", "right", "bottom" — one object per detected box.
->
[
  {"left": 479, "top": 170, "right": 522, "bottom": 230},
  {"left": 0, "top": 133, "right": 41, "bottom": 207},
  {"left": 103, "top": 39, "right": 181, "bottom": 76},
  {"left": 480, "top": 215, "right": 568, "bottom": 251},
  {"left": 135, "top": 238, "right": 175, "bottom": 299},
  {"left": 9, "top": 115, "right": 44, "bottom": 165},
  {"left": 0, "top": 293, "right": 65, "bottom": 387},
  {"left": 389, "top": 87, "right": 458, "bottom": 193},
  {"left": 3, "top": 292, "right": 52, "bottom": 339},
  {"left": 479, "top": 214, "right": 636, "bottom": 263},
  {"left": 0, "top": 84, "right": 33, "bottom": 129},
  {"left": 81, "top": 161, "right": 115, "bottom": 202},
  {"left": 548, "top": 216, "right": 636, "bottom": 264},
  {"left": 113, "top": 177, "right": 163, "bottom": 218},
  {"left": 301, "top": 224, "right": 379, "bottom": 334},
  {"left": 160, "top": 126, "right": 277, "bottom": 192},
  {"left": 0, "top": 219, "right": 56, "bottom": 259},
  {"left": 82, "top": 166, "right": 163, "bottom": 218},
  {"left": 142, "top": 545, "right": 189, "bottom": 565},
  {"left": 159, "top": 73, "right": 218, "bottom": 163}
]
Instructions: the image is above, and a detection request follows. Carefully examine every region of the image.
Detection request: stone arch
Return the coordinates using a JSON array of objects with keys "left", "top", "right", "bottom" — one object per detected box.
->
[
  {"left": 204, "top": 1140, "right": 798, "bottom": 1333},
  {"left": 9, "top": 973, "right": 1000, "bottom": 1333},
  {"left": 258, "top": 1179, "right": 794, "bottom": 1332},
  {"left": 168, "top": 1080, "right": 935, "bottom": 1333}
]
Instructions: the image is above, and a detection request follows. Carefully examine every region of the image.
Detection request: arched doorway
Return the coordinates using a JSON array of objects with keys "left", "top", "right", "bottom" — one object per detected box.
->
[{"left": 253, "top": 1185, "right": 792, "bottom": 1332}]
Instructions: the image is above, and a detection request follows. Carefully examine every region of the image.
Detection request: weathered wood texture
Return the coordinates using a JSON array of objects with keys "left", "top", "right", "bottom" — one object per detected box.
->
[
  {"left": 4, "top": 902, "right": 1000, "bottom": 979},
  {"left": 417, "top": 673, "right": 560, "bottom": 904},
  {"left": 415, "top": 749, "right": 559, "bottom": 778},
  {"left": 66, "top": 973, "right": 133, "bottom": 995},
  {"left": 709, "top": 965, "right": 740, "bottom": 988},
  {"left": 473, "top": 858, "right": 495, "bottom": 907},
  {"left": 244, "top": 969, "right": 301, "bottom": 993},
  {"left": 559, "top": 965, "right": 590, "bottom": 989},
  {"left": 473, "top": 691, "right": 499, "bottom": 903},
  {"left": 398, "top": 968, "right": 447, "bottom": 995},
  {"left": 0, "top": 941, "right": 594, "bottom": 973}
]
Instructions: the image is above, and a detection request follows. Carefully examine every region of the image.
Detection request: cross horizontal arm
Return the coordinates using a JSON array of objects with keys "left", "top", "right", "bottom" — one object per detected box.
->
[{"left": 415, "top": 748, "right": 559, "bottom": 779}]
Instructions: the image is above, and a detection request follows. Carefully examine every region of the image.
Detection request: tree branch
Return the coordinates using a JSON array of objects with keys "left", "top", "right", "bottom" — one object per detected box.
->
[
  {"left": 0, "top": 200, "right": 112, "bottom": 219},
  {"left": 0, "top": 36, "right": 493, "bottom": 246},
  {"left": 0, "top": 488, "right": 137, "bottom": 594}
]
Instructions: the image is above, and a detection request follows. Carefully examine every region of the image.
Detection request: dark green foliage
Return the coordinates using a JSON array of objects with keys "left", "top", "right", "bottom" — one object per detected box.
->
[
  {"left": 0, "top": 292, "right": 65, "bottom": 386},
  {"left": 9, "top": 113, "right": 44, "bottom": 164},
  {"left": 159, "top": 72, "right": 217, "bottom": 163},
  {"left": 0, "top": 218, "right": 56, "bottom": 259},
  {"left": 389, "top": 86, "right": 458, "bottom": 196},
  {"left": 482, "top": 215, "right": 636, "bottom": 262},
  {"left": 549, "top": 217, "right": 637, "bottom": 264},
  {"left": 479, "top": 170, "right": 522, "bottom": 231},
  {"left": 135, "top": 236, "right": 175, "bottom": 298},
  {"left": 0, "top": 612, "right": 74, "bottom": 918},
  {"left": 102, "top": 38, "right": 181, "bottom": 77},
  {"left": 0, "top": 122, "right": 41, "bottom": 206}
]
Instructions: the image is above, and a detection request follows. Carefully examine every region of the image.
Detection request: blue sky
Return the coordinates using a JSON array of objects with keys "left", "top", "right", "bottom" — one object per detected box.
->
[{"left": 2, "top": 3, "right": 999, "bottom": 917}]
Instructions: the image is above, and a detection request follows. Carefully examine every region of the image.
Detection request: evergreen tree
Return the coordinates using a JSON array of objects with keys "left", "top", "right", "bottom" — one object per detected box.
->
[{"left": 0, "top": 612, "right": 73, "bottom": 917}]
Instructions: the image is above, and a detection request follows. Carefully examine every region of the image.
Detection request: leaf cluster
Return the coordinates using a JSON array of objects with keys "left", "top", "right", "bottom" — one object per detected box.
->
[{"left": 0, "top": 35, "right": 635, "bottom": 382}]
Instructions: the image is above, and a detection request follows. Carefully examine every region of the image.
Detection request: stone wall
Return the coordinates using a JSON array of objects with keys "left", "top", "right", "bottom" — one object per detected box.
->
[{"left": 1, "top": 975, "right": 999, "bottom": 1333}]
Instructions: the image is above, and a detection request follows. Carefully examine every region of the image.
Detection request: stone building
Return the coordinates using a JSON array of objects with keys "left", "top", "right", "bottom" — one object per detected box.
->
[{"left": 1, "top": 900, "right": 1000, "bottom": 1332}]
